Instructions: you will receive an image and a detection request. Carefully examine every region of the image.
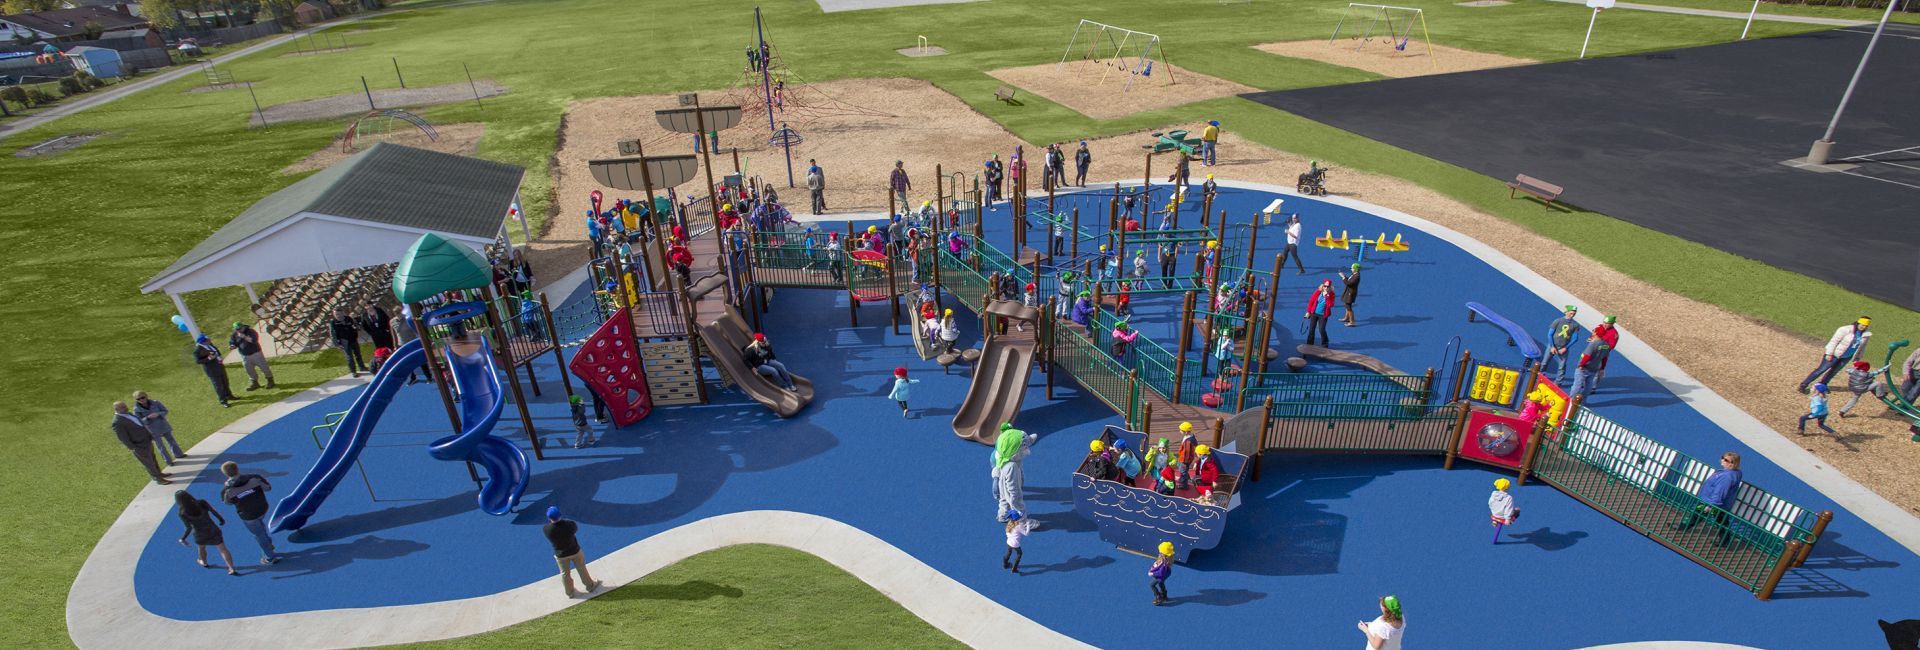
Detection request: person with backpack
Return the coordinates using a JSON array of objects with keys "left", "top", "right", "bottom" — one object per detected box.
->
[{"left": 219, "top": 461, "right": 282, "bottom": 565}]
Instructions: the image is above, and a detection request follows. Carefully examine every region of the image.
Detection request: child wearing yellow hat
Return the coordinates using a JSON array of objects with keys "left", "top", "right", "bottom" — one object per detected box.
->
[
  {"left": 1489, "top": 478, "right": 1519, "bottom": 544},
  {"left": 1148, "top": 541, "right": 1175, "bottom": 605}
]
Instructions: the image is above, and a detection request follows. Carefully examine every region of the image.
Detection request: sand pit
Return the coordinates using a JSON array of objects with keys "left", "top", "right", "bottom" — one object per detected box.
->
[
  {"left": 1254, "top": 40, "right": 1534, "bottom": 78},
  {"left": 528, "top": 77, "right": 1035, "bottom": 282},
  {"left": 280, "top": 122, "right": 486, "bottom": 174},
  {"left": 986, "top": 61, "right": 1256, "bottom": 120},
  {"left": 256, "top": 80, "right": 506, "bottom": 124}
]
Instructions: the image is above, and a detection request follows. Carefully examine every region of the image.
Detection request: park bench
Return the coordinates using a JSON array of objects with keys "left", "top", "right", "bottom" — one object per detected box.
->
[
  {"left": 994, "top": 85, "right": 1017, "bottom": 103},
  {"left": 1507, "top": 174, "right": 1564, "bottom": 208}
]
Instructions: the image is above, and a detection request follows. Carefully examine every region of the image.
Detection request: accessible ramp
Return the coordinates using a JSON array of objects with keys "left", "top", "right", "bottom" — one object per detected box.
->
[
  {"left": 698, "top": 306, "right": 814, "bottom": 417},
  {"left": 268, "top": 339, "right": 427, "bottom": 533}
]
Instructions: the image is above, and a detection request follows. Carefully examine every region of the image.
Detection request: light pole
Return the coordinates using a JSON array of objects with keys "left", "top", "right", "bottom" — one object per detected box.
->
[{"left": 1805, "top": 0, "right": 1899, "bottom": 165}]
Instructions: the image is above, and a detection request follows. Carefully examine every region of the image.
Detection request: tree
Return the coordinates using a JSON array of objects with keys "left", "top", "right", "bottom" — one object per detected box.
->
[
  {"left": 0, "top": 0, "right": 63, "bottom": 14},
  {"left": 141, "top": 0, "right": 184, "bottom": 29},
  {"left": 81, "top": 20, "right": 104, "bottom": 40}
]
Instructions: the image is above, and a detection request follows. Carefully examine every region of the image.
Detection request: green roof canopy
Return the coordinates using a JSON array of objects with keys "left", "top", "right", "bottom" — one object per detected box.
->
[{"left": 393, "top": 232, "right": 492, "bottom": 303}]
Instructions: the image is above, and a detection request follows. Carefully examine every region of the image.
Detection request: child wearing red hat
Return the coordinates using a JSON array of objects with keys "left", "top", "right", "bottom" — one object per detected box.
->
[{"left": 887, "top": 367, "right": 921, "bottom": 417}]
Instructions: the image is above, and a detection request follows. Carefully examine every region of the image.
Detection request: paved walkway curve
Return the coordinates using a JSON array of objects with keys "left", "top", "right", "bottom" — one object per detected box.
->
[
  {"left": 1542, "top": 0, "right": 1871, "bottom": 27},
  {"left": 0, "top": 0, "right": 501, "bottom": 137},
  {"left": 71, "top": 179, "right": 1919, "bottom": 649}
]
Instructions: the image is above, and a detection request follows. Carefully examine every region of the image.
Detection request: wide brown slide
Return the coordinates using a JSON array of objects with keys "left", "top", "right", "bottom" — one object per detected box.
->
[
  {"left": 952, "top": 300, "right": 1039, "bottom": 444},
  {"left": 698, "top": 306, "right": 815, "bottom": 418}
]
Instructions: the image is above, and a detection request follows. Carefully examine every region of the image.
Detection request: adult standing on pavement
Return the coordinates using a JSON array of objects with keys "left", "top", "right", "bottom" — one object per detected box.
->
[
  {"left": 329, "top": 308, "right": 368, "bottom": 377},
  {"left": 544, "top": 506, "right": 602, "bottom": 598},
  {"left": 889, "top": 160, "right": 911, "bottom": 210},
  {"left": 1569, "top": 321, "right": 1616, "bottom": 400},
  {"left": 1543, "top": 306, "right": 1582, "bottom": 384},
  {"left": 1074, "top": 141, "right": 1092, "bottom": 186},
  {"left": 805, "top": 159, "right": 825, "bottom": 215},
  {"left": 192, "top": 334, "right": 235, "bottom": 408},
  {"left": 1799, "top": 317, "right": 1872, "bottom": 394},
  {"left": 228, "top": 321, "right": 274, "bottom": 390},
  {"left": 1280, "top": 214, "right": 1305, "bottom": 275},
  {"left": 219, "top": 461, "right": 282, "bottom": 565},
  {"left": 1357, "top": 596, "right": 1406, "bottom": 649},
  {"left": 112, "top": 401, "right": 169, "bottom": 485},
  {"left": 132, "top": 391, "right": 184, "bottom": 467}
]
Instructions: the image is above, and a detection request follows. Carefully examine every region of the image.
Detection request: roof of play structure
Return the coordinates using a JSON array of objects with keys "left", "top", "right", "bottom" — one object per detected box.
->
[{"left": 142, "top": 143, "right": 524, "bottom": 295}]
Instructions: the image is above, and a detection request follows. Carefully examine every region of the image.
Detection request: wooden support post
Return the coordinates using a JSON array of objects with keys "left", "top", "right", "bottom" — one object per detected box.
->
[
  {"left": 936, "top": 163, "right": 943, "bottom": 213},
  {"left": 482, "top": 290, "right": 543, "bottom": 460},
  {"left": 1516, "top": 415, "right": 1548, "bottom": 485},
  {"left": 1443, "top": 402, "right": 1471, "bottom": 469},
  {"left": 1143, "top": 151, "right": 1152, "bottom": 199},
  {"left": 1071, "top": 208, "right": 1081, "bottom": 261},
  {"left": 525, "top": 360, "right": 541, "bottom": 398},
  {"left": 1795, "top": 511, "right": 1832, "bottom": 567},
  {"left": 1452, "top": 350, "right": 1475, "bottom": 403},
  {"left": 888, "top": 251, "right": 901, "bottom": 335},
  {"left": 1142, "top": 402, "right": 1154, "bottom": 440},
  {"left": 1200, "top": 191, "right": 1212, "bottom": 230},
  {"left": 1253, "top": 396, "right": 1274, "bottom": 481},
  {"left": 1422, "top": 368, "right": 1436, "bottom": 403},
  {"left": 1758, "top": 541, "right": 1803, "bottom": 601},
  {"left": 411, "top": 304, "right": 464, "bottom": 437},
  {"left": 1044, "top": 297, "right": 1056, "bottom": 400},
  {"left": 847, "top": 220, "right": 858, "bottom": 328},
  {"left": 1047, "top": 179, "right": 1056, "bottom": 213},
  {"left": 1210, "top": 417, "right": 1223, "bottom": 450}
]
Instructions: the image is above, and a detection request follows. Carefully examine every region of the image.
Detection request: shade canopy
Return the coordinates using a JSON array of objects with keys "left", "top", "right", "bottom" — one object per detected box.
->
[
  {"left": 393, "top": 232, "right": 493, "bottom": 303},
  {"left": 587, "top": 154, "right": 699, "bottom": 191},
  {"left": 142, "top": 143, "right": 524, "bottom": 297}
]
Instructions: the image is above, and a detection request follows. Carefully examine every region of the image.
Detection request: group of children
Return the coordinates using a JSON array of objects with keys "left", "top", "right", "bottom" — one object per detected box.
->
[{"left": 1079, "top": 423, "right": 1225, "bottom": 504}]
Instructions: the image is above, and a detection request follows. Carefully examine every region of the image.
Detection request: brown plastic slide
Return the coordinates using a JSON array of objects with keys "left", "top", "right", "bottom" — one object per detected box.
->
[
  {"left": 951, "top": 330, "right": 1035, "bottom": 444},
  {"left": 699, "top": 306, "right": 815, "bottom": 418}
]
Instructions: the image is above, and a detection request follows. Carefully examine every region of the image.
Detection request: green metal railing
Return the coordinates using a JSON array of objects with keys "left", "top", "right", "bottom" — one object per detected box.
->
[
  {"left": 1052, "top": 322, "right": 1141, "bottom": 428},
  {"left": 1535, "top": 410, "right": 1821, "bottom": 594},
  {"left": 310, "top": 410, "right": 377, "bottom": 499}
]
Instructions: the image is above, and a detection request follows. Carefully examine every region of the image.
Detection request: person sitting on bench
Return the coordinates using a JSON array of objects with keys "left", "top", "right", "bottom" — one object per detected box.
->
[{"left": 742, "top": 333, "right": 797, "bottom": 391}]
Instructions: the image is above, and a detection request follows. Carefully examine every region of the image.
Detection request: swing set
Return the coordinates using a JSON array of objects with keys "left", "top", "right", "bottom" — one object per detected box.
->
[
  {"left": 1328, "top": 3, "right": 1436, "bottom": 67},
  {"left": 1057, "top": 19, "right": 1176, "bottom": 92}
]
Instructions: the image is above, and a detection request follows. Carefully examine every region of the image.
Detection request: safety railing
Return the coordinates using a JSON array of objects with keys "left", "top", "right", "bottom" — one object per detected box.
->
[
  {"left": 1535, "top": 409, "right": 1823, "bottom": 597},
  {"left": 1052, "top": 322, "right": 1141, "bottom": 428},
  {"left": 631, "top": 291, "right": 687, "bottom": 338}
]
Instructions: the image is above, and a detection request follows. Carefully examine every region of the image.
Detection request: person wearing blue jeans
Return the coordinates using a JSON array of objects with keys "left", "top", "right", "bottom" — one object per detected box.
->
[
  {"left": 220, "top": 461, "right": 282, "bottom": 565},
  {"left": 131, "top": 392, "right": 185, "bottom": 466},
  {"left": 1568, "top": 335, "right": 1613, "bottom": 400},
  {"left": 742, "top": 333, "right": 796, "bottom": 390},
  {"left": 1799, "top": 317, "right": 1871, "bottom": 394},
  {"left": 1542, "top": 306, "right": 1582, "bottom": 383},
  {"left": 1200, "top": 120, "right": 1220, "bottom": 166}
]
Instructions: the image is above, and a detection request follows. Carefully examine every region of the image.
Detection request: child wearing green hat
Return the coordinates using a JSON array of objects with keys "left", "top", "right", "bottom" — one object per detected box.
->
[
  {"left": 1358, "top": 596, "right": 1406, "bottom": 649},
  {"left": 1339, "top": 263, "right": 1362, "bottom": 327},
  {"left": 568, "top": 394, "right": 596, "bottom": 448}
]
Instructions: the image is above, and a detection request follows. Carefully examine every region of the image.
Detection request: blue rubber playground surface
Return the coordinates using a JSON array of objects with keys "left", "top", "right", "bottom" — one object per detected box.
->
[{"left": 132, "top": 184, "right": 1919, "bottom": 648}]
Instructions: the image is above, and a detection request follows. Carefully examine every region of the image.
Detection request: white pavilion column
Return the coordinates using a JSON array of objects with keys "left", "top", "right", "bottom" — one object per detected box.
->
[
  {"left": 168, "top": 290, "right": 202, "bottom": 338},
  {"left": 243, "top": 282, "right": 260, "bottom": 305}
]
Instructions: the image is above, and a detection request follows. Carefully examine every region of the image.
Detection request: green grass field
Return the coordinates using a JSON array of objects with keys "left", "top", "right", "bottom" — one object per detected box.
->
[{"left": 0, "top": 0, "right": 1910, "bottom": 648}]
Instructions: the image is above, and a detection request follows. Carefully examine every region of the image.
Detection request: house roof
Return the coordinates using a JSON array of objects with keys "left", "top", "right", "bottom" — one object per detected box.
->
[
  {"left": 0, "top": 7, "right": 146, "bottom": 38},
  {"left": 295, "top": 1, "right": 328, "bottom": 10},
  {"left": 65, "top": 45, "right": 113, "bottom": 54},
  {"left": 143, "top": 143, "right": 526, "bottom": 294}
]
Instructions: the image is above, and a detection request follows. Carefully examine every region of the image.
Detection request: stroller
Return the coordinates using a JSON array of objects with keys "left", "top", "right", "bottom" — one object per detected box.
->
[{"left": 1297, "top": 161, "right": 1330, "bottom": 196}]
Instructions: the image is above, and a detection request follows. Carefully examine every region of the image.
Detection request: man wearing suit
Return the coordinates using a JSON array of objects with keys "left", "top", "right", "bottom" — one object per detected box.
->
[{"left": 112, "top": 401, "right": 169, "bottom": 485}]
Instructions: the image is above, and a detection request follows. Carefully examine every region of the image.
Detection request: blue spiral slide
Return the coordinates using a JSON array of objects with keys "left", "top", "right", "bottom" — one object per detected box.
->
[{"left": 268, "top": 337, "right": 529, "bottom": 533}]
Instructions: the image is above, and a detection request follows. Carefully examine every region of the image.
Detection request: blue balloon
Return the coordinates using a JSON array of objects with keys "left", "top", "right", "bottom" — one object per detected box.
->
[{"left": 170, "top": 315, "right": 188, "bottom": 333}]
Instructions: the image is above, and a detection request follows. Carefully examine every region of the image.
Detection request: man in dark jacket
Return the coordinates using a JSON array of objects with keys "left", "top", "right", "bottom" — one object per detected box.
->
[
  {"left": 229, "top": 321, "right": 275, "bottom": 390},
  {"left": 329, "top": 308, "right": 368, "bottom": 376},
  {"left": 358, "top": 305, "right": 395, "bottom": 350},
  {"left": 1074, "top": 141, "right": 1092, "bottom": 186},
  {"left": 741, "top": 333, "right": 796, "bottom": 390},
  {"left": 112, "top": 401, "right": 168, "bottom": 484},
  {"left": 220, "top": 461, "right": 281, "bottom": 565},
  {"left": 192, "top": 335, "right": 235, "bottom": 407}
]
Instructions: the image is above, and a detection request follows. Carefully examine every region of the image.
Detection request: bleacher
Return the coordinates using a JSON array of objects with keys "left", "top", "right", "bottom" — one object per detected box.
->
[{"left": 251, "top": 264, "right": 401, "bottom": 355}]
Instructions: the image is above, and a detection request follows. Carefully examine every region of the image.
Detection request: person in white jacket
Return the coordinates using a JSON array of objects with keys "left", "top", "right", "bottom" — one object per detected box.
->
[
  {"left": 1799, "top": 317, "right": 1872, "bottom": 394},
  {"left": 1488, "top": 478, "right": 1519, "bottom": 544}
]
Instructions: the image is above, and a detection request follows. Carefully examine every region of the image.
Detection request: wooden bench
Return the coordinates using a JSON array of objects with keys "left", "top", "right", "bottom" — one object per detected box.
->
[
  {"left": 994, "top": 85, "right": 1017, "bottom": 103},
  {"left": 1507, "top": 174, "right": 1564, "bottom": 208}
]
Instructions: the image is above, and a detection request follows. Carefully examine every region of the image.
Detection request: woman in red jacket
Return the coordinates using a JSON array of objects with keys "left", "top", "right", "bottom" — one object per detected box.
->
[{"left": 1304, "top": 279, "right": 1336, "bottom": 347}]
